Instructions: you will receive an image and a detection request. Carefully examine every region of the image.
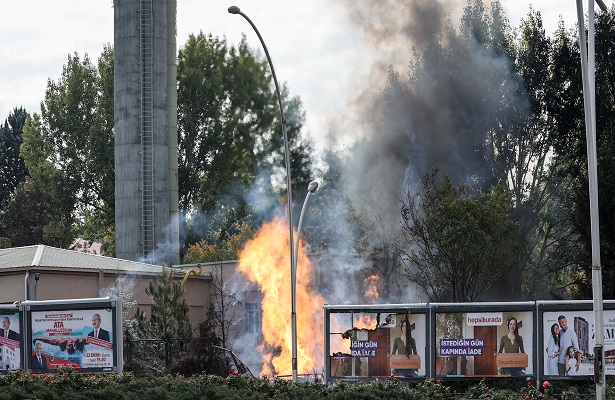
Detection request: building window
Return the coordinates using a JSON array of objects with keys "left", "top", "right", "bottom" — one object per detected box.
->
[{"left": 245, "top": 302, "right": 261, "bottom": 334}]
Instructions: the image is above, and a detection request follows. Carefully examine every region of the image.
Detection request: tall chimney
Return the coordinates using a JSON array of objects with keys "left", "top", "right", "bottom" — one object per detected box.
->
[{"left": 114, "top": 0, "right": 180, "bottom": 265}]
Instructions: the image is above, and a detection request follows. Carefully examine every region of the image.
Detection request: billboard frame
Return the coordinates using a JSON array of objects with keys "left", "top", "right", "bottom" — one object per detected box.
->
[
  {"left": 0, "top": 304, "right": 22, "bottom": 372},
  {"left": 536, "top": 300, "right": 615, "bottom": 382},
  {"left": 429, "top": 302, "right": 536, "bottom": 381},
  {"left": 324, "top": 303, "right": 430, "bottom": 383},
  {"left": 21, "top": 297, "right": 122, "bottom": 374}
]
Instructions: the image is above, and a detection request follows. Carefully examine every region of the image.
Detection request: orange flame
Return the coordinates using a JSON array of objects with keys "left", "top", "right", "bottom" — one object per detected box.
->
[
  {"left": 363, "top": 274, "right": 381, "bottom": 301},
  {"left": 354, "top": 313, "right": 378, "bottom": 330},
  {"left": 238, "top": 216, "right": 325, "bottom": 376}
]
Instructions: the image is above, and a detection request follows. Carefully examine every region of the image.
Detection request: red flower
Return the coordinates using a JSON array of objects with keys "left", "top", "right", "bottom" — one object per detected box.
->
[
  {"left": 485, "top": 387, "right": 490, "bottom": 392},
  {"left": 542, "top": 380, "right": 550, "bottom": 388},
  {"left": 223, "top": 381, "right": 228, "bottom": 385},
  {"left": 527, "top": 381, "right": 532, "bottom": 386}
]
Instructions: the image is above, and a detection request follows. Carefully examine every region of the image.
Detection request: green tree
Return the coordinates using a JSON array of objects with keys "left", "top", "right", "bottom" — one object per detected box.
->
[
  {"left": 142, "top": 268, "right": 192, "bottom": 340},
  {"left": 392, "top": 1, "right": 577, "bottom": 300},
  {"left": 541, "top": 9, "right": 615, "bottom": 299},
  {"left": 400, "top": 170, "right": 523, "bottom": 302},
  {"left": 20, "top": 47, "right": 115, "bottom": 250},
  {"left": 502, "top": 8, "right": 559, "bottom": 299},
  {"left": 124, "top": 268, "right": 191, "bottom": 374},
  {"left": 0, "top": 107, "right": 29, "bottom": 204},
  {"left": 0, "top": 178, "right": 62, "bottom": 247},
  {"left": 177, "top": 33, "right": 314, "bottom": 249}
]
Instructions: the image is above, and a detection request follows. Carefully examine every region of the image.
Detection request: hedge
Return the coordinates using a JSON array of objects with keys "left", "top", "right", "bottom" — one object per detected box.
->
[{"left": 0, "top": 368, "right": 614, "bottom": 399}]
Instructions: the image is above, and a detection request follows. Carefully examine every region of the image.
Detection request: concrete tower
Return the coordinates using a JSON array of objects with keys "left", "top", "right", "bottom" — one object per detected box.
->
[{"left": 114, "top": 0, "right": 179, "bottom": 265}]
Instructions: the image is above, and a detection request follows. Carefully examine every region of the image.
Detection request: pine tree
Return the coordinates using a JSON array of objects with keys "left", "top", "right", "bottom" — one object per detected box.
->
[{"left": 143, "top": 268, "right": 192, "bottom": 340}]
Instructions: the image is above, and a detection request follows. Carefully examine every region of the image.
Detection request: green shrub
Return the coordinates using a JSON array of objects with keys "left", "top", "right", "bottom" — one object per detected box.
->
[{"left": 0, "top": 369, "right": 609, "bottom": 399}]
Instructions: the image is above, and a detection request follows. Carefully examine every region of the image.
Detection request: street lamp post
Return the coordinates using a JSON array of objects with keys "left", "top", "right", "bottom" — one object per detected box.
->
[
  {"left": 228, "top": 5, "right": 297, "bottom": 381},
  {"left": 575, "top": 1, "right": 608, "bottom": 398},
  {"left": 291, "top": 181, "right": 319, "bottom": 381}
]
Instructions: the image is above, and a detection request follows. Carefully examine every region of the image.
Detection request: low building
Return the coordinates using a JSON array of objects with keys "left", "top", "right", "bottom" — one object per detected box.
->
[
  {"left": 0, "top": 245, "right": 264, "bottom": 373},
  {"left": 0, "top": 245, "right": 215, "bottom": 326}
]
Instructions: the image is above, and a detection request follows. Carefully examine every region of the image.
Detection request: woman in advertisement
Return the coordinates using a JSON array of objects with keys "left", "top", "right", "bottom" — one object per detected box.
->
[
  {"left": 498, "top": 316, "right": 525, "bottom": 376},
  {"left": 391, "top": 319, "right": 417, "bottom": 377},
  {"left": 545, "top": 323, "right": 561, "bottom": 375}
]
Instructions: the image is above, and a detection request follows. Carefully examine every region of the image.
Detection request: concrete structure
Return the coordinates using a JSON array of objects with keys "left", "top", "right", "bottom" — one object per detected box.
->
[{"left": 114, "top": 0, "right": 179, "bottom": 266}]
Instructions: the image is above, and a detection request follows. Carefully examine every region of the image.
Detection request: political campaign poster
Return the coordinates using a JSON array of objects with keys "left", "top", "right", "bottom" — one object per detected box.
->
[
  {"left": 542, "top": 310, "right": 615, "bottom": 378},
  {"left": 30, "top": 309, "right": 114, "bottom": 371},
  {"left": 0, "top": 311, "right": 21, "bottom": 371},
  {"left": 435, "top": 310, "right": 534, "bottom": 378}
]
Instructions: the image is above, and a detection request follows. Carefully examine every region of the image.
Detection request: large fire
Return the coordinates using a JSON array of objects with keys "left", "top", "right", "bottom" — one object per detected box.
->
[{"left": 238, "top": 216, "right": 325, "bottom": 376}]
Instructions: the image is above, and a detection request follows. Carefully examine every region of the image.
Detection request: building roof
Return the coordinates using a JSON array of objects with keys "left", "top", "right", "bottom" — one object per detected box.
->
[{"left": 0, "top": 245, "right": 163, "bottom": 274}]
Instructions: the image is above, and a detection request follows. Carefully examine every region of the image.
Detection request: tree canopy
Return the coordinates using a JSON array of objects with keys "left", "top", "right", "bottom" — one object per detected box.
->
[
  {"left": 400, "top": 170, "right": 523, "bottom": 302},
  {"left": 177, "top": 33, "right": 315, "bottom": 251},
  {"left": 20, "top": 47, "right": 115, "bottom": 249}
]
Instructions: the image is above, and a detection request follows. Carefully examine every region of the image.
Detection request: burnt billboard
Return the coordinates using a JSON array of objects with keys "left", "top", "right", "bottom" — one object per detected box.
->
[{"left": 325, "top": 304, "right": 429, "bottom": 381}]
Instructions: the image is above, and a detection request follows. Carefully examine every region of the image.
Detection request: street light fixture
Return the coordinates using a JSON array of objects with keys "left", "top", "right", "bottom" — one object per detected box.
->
[
  {"left": 291, "top": 180, "right": 319, "bottom": 381},
  {"left": 228, "top": 5, "right": 297, "bottom": 381},
  {"left": 575, "top": 1, "right": 607, "bottom": 398}
]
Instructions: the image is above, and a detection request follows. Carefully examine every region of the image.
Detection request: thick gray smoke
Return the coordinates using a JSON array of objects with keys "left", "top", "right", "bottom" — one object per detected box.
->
[
  {"left": 341, "top": 0, "right": 525, "bottom": 188},
  {"left": 315, "top": 0, "right": 528, "bottom": 302}
]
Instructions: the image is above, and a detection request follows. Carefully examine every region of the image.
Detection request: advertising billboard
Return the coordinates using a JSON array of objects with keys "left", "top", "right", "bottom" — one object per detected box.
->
[
  {"left": 0, "top": 308, "right": 21, "bottom": 371},
  {"left": 23, "top": 298, "right": 121, "bottom": 373},
  {"left": 325, "top": 301, "right": 615, "bottom": 383},
  {"left": 541, "top": 308, "right": 615, "bottom": 378},
  {"left": 386, "top": 312, "right": 427, "bottom": 378},
  {"left": 434, "top": 309, "right": 534, "bottom": 378}
]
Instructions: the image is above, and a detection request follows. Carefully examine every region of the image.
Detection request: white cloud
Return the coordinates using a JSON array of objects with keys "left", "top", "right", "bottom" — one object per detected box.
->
[{"left": 0, "top": 0, "right": 589, "bottom": 148}]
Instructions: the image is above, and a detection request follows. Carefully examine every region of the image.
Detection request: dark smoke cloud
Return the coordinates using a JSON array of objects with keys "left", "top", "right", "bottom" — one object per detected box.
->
[
  {"left": 339, "top": 0, "right": 526, "bottom": 194},
  {"left": 314, "top": 0, "right": 528, "bottom": 303},
  {"left": 345, "top": 0, "right": 450, "bottom": 49}
]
